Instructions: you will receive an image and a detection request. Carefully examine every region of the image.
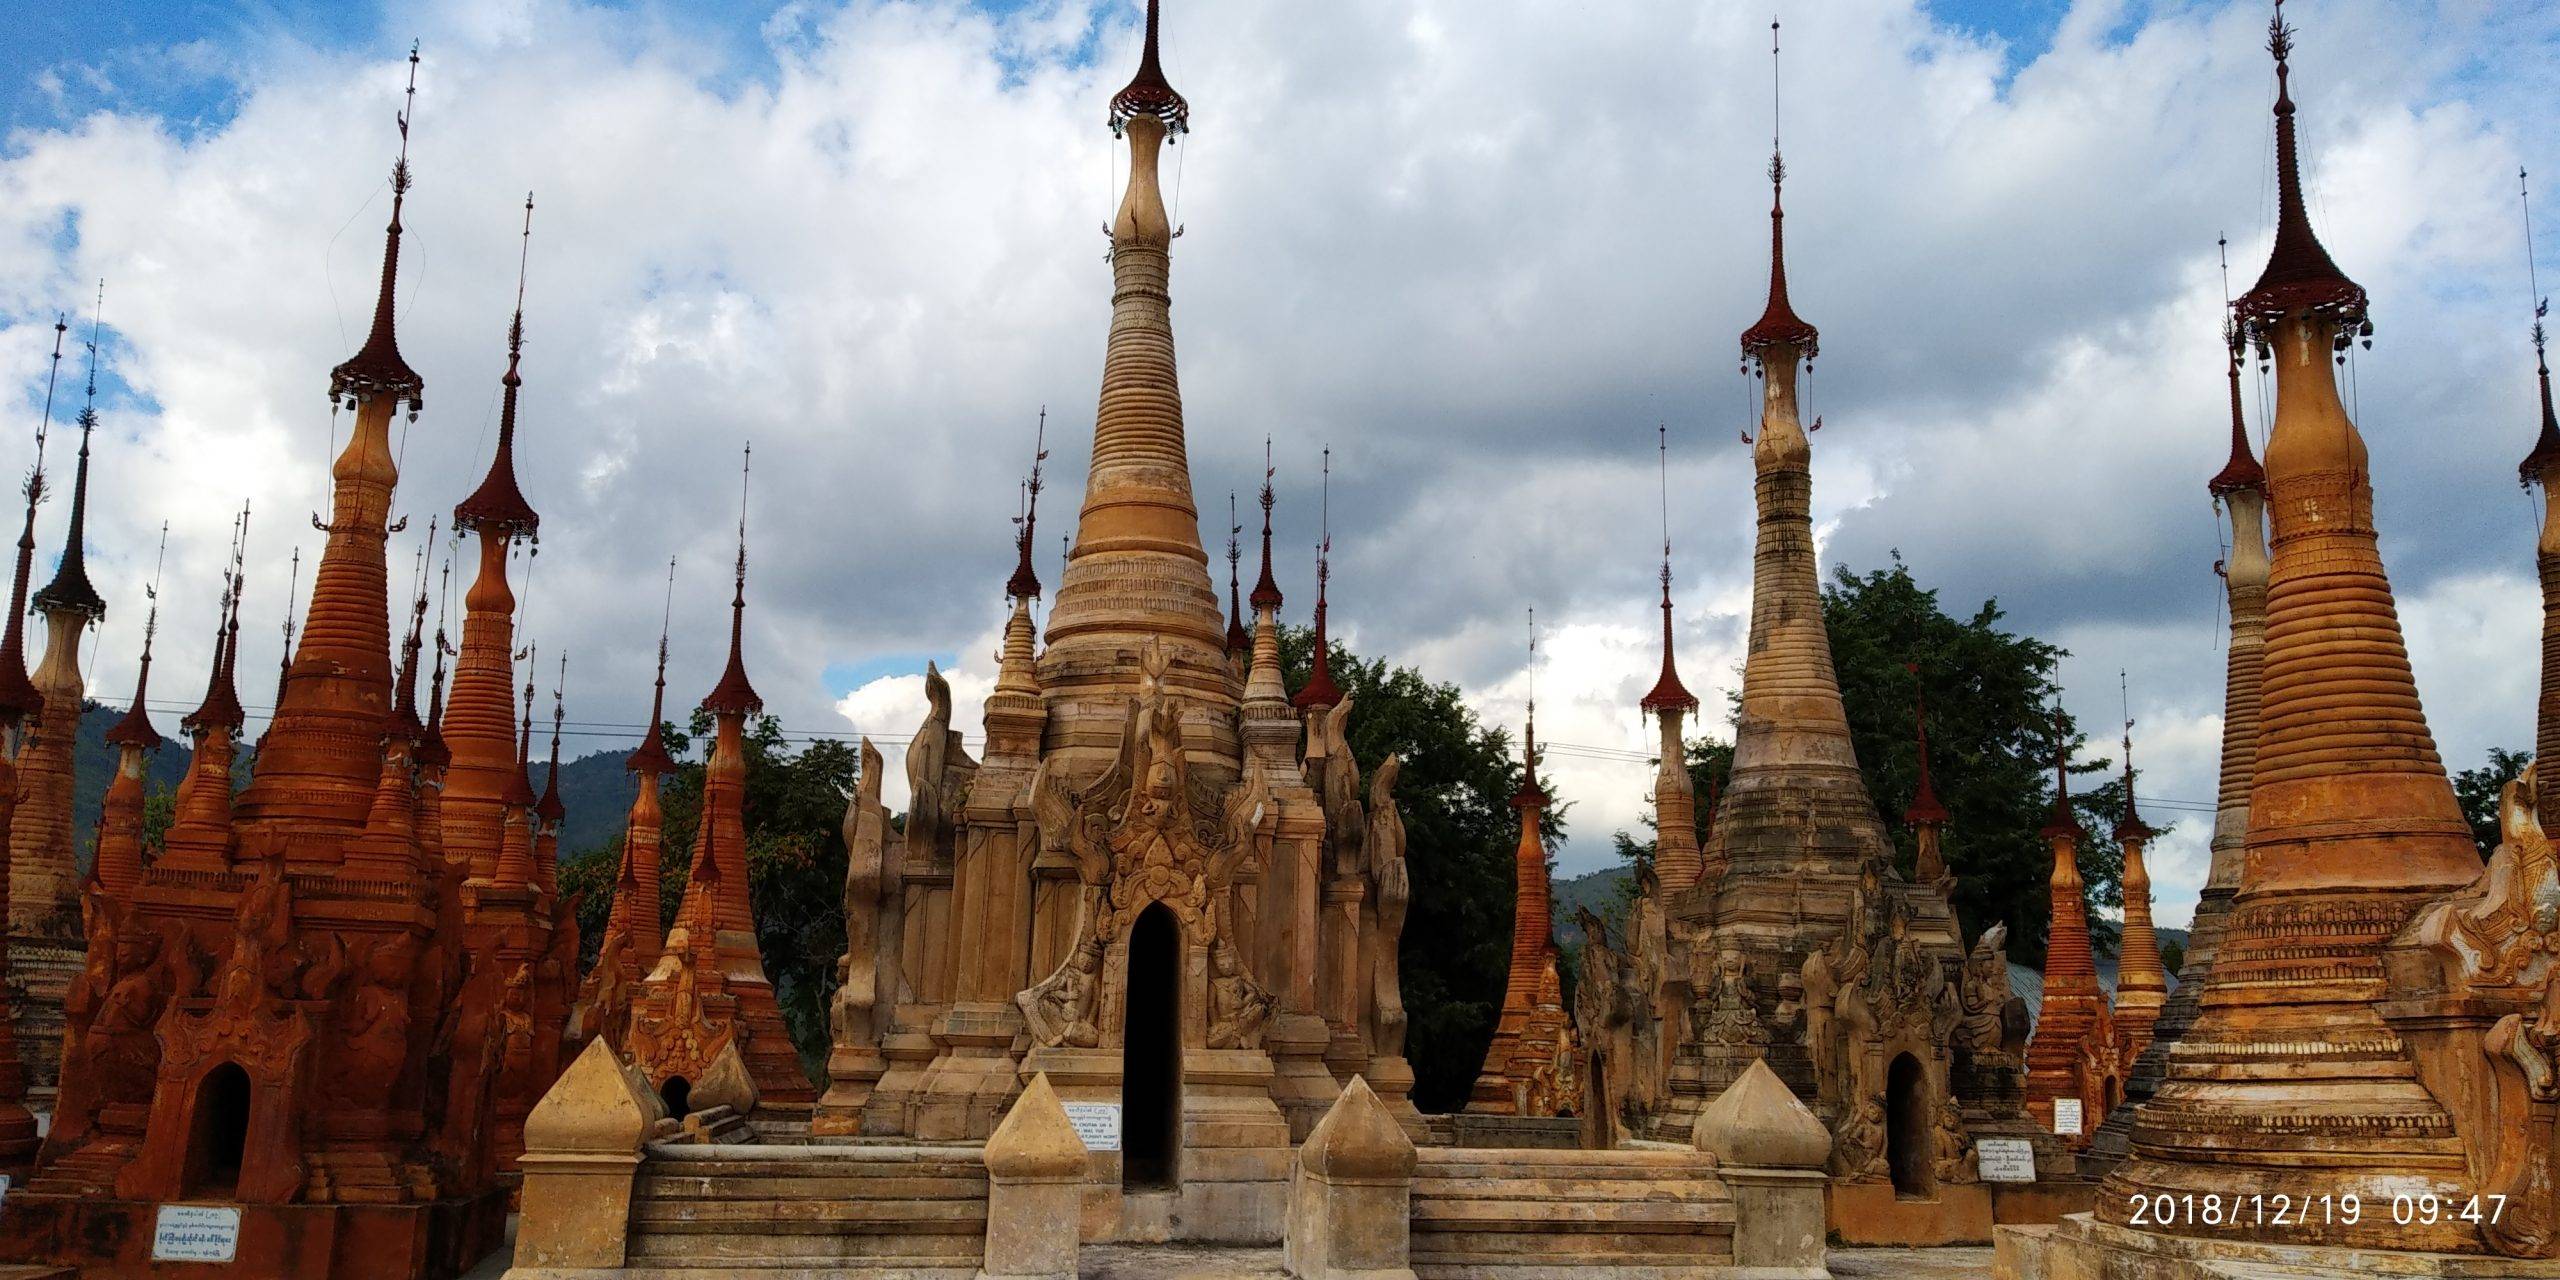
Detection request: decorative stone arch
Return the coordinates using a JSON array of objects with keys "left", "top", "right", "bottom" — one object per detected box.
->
[
  {"left": 1883, "top": 1051, "right": 1934, "bottom": 1197},
  {"left": 120, "top": 1003, "right": 316, "bottom": 1204}
]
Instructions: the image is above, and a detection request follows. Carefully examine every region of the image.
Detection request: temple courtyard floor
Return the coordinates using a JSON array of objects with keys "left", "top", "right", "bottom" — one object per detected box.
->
[{"left": 457, "top": 1233, "right": 2001, "bottom": 1278}]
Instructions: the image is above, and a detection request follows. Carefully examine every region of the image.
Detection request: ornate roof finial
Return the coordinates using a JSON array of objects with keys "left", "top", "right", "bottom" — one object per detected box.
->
[
  {"left": 1108, "top": 0, "right": 1189, "bottom": 136},
  {"left": 421, "top": 554, "right": 452, "bottom": 768},
  {"left": 1008, "top": 407, "right": 1048, "bottom": 600},
  {"left": 702, "top": 444, "right": 762, "bottom": 716},
  {"left": 537, "top": 651, "right": 566, "bottom": 826},
  {"left": 2235, "top": 0, "right": 2370, "bottom": 354},
  {"left": 2518, "top": 168, "right": 2560, "bottom": 487},
  {"left": 454, "top": 193, "right": 542, "bottom": 538},
  {"left": 1250, "top": 437, "right": 1282, "bottom": 610},
  {"left": 37, "top": 280, "right": 107, "bottom": 620},
  {"left": 511, "top": 642, "right": 538, "bottom": 807},
  {"left": 1224, "top": 490, "right": 1248, "bottom": 653},
  {"left": 275, "top": 546, "right": 300, "bottom": 713},
  {"left": 1904, "top": 661, "right": 1949, "bottom": 826},
  {"left": 105, "top": 521, "right": 169, "bottom": 751},
  {"left": 1513, "top": 607, "right": 1546, "bottom": 810},
  {"left": 330, "top": 43, "right": 427, "bottom": 413},
  {"left": 627, "top": 557, "right": 678, "bottom": 776},
  {"left": 1741, "top": 19, "right": 1819, "bottom": 365},
  {"left": 0, "top": 318, "right": 65, "bottom": 723},
  {"left": 1292, "top": 445, "right": 1341, "bottom": 711},
  {"left": 392, "top": 520, "right": 434, "bottom": 740},
  {"left": 2209, "top": 235, "right": 2268, "bottom": 496},
  {"left": 1641, "top": 423, "right": 1697, "bottom": 713},
  {"left": 2115, "top": 670, "right": 2151, "bottom": 841}
]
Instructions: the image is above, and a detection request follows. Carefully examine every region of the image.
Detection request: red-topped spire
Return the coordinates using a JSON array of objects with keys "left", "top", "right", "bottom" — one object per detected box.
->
[
  {"left": 1249, "top": 439, "right": 1282, "bottom": 611},
  {"left": 1904, "top": 665, "right": 1950, "bottom": 827},
  {"left": 330, "top": 44, "right": 427, "bottom": 413},
  {"left": 105, "top": 524, "right": 168, "bottom": 752},
  {"left": 2210, "top": 253, "right": 2268, "bottom": 500},
  {"left": 36, "top": 285, "right": 108, "bottom": 621},
  {"left": 536, "top": 654, "right": 565, "bottom": 826},
  {"left": 2520, "top": 171, "right": 2560, "bottom": 487},
  {"left": 1640, "top": 426, "right": 1696, "bottom": 713},
  {"left": 184, "top": 506, "right": 249, "bottom": 736},
  {"left": 1008, "top": 409, "right": 1048, "bottom": 601},
  {"left": 702, "top": 445, "right": 762, "bottom": 717},
  {"left": 1291, "top": 446, "right": 1341, "bottom": 711},
  {"left": 454, "top": 195, "right": 542, "bottom": 537},
  {"left": 2234, "top": 1, "right": 2370, "bottom": 351},
  {"left": 627, "top": 557, "right": 679, "bottom": 775},
  {"left": 1740, "top": 21, "right": 1819, "bottom": 365},
  {"left": 1224, "top": 491, "right": 1248, "bottom": 654},
  {"left": 1108, "top": 0, "right": 1188, "bottom": 136}
]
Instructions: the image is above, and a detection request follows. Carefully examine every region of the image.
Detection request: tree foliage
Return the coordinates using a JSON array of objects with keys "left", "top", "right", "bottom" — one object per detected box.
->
[{"left": 2451, "top": 747, "right": 2529, "bottom": 858}]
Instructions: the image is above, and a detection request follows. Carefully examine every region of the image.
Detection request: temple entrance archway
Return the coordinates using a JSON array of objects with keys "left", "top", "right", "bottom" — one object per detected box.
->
[
  {"left": 1884, "top": 1052, "right": 1931, "bottom": 1197},
  {"left": 183, "top": 1063, "right": 253, "bottom": 1198},
  {"left": 662, "top": 1076, "right": 692, "bottom": 1118},
  {"left": 1122, "top": 903, "right": 1182, "bottom": 1191}
]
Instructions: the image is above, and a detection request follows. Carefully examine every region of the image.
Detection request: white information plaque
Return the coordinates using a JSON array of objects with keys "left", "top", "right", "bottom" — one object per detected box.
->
[
  {"left": 2052, "top": 1098, "right": 2084, "bottom": 1136},
  {"left": 1063, "top": 1101, "right": 1121, "bottom": 1153},
  {"left": 153, "top": 1205, "right": 242, "bottom": 1263},
  {"left": 1975, "top": 1137, "right": 2036, "bottom": 1183}
]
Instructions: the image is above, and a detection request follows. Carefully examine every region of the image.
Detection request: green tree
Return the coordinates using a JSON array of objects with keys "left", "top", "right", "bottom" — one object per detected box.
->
[
  {"left": 2451, "top": 747, "right": 2529, "bottom": 858},
  {"left": 559, "top": 710, "right": 859, "bottom": 1078},
  {"left": 1279, "top": 625, "right": 1546, "bottom": 1114}
]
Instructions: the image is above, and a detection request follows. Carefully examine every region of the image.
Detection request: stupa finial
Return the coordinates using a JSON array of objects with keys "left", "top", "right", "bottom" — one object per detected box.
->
[
  {"left": 329, "top": 43, "right": 427, "bottom": 412},
  {"left": 37, "top": 280, "right": 106, "bottom": 620},
  {"left": 1224, "top": 491, "right": 1248, "bottom": 654},
  {"left": 1108, "top": 0, "right": 1188, "bottom": 136},
  {"left": 627, "top": 557, "right": 679, "bottom": 775},
  {"left": 105, "top": 522, "right": 168, "bottom": 751},
  {"left": 1291, "top": 445, "right": 1341, "bottom": 711},
  {"left": 2517, "top": 168, "right": 2559, "bottom": 487},
  {"left": 1250, "top": 438, "right": 1282, "bottom": 610},
  {"left": 454, "top": 193, "right": 542, "bottom": 538},
  {"left": 1641, "top": 424, "right": 1697, "bottom": 713},
  {"left": 1008, "top": 407, "right": 1048, "bottom": 600},
  {"left": 2234, "top": 0, "right": 2370, "bottom": 353},
  {"left": 1741, "top": 19, "right": 1819, "bottom": 365},
  {"left": 702, "top": 444, "right": 761, "bottom": 716}
]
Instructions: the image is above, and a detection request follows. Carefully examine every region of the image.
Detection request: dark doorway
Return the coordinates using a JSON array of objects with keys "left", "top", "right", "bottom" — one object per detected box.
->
[
  {"left": 1885, "top": 1053, "right": 1932, "bottom": 1198},
  {"left": 662, "top": 1076, "right": 692, "bottom": 1117},
  {"left": 1122, "top": 903, "right": 1182, "bottom": 1191},
  {"left": 184, "top": 1063, "right": 252, "bottom": 1197}
]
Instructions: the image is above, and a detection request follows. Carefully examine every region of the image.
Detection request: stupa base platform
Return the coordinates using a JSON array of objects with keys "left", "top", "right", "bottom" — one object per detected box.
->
[
  {"left": 1410, "top": 1145, "right": 1762, "bottom": 1279},
  {"left": 1995, "top": 1213, "right": 2560, "bottom": 1280},
  {"left": 1831, "top": 1179, "right": 2096, "bottom": 1247},
  {"left": 0, "top": 1185, "right": 508, "bottom": 1279}
]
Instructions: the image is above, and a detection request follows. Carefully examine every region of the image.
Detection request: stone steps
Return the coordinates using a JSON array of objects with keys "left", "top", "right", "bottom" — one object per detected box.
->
[
  {"left": 615, "top": 1143, "right": 989, "bottom": 1273},
  {"left": 1411, "top": 1147, "right": 1738, "bottom": 1278}
]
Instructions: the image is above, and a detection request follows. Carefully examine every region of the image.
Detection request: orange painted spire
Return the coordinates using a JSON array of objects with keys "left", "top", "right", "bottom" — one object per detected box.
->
[
  {"left": 243, "top": 52, "right": 430, "bottom": 830},
  {"left": 615, "top": 560, "right": 677, "bottom": 969},
  {"left": 702, "top": 446, "right": 762, "bottom": 719},
  {"left": 2521, "top": 169, "right": 2560, "bottom": 834},
  {"left": 34, "top": 293, "right": 106, "bottom": 622},
  {"left": 160, "top": 512, "right": 248, "bottom": 872},
  {"left": 0, "top": 318, "right": 62, "bottom": 726},
  {"left": 453, "top": 195, "right": 542, "bottom": 539},
  {"left": 2114, "top": 705, "right": 2168, "bottom": 1032},
  {"left": 1904, "top": 671, "right": 1950, "bottom": 828},
  {"left": 536, "top": 655, "right": 565, "bottom": 830},
  {"left": 1470, "top": 637, "right": 1561, "bottom": 1115},
  {"left": 626, "top": 559, "right": 678, "bottom": 777},
  {"left": 1292, "top": 447, "right": 1341, "bottom": 711},
  {"left": 104, "top": 528, "right": 167, "bottom": 755},
  {"left": 96, "top": 527, "right": 168, "bottom": 895},
  {"left": 1740, "top": 21, "right": 1819, "bottom": 366}
]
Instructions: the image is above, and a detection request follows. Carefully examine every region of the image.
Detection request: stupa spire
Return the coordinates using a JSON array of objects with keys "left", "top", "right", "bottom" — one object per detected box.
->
[
  {"left": 536, "top": 653, "right": 565, "bottom": 830},
  {"left": 35, "top": 283, "right": 107, "bottom": 621},
  {"left": 1250, "top": 438, "right": 1282, "bottom": 611},
  {"left": 1469, "top": 613, "right": 1561, "bottom": 1114},
  {"left": 1739, "top": 21, "right": 1819, "bottom": 366},
  {"left": 1045, "top": 0, "right": 1231, "bottom": 745},
  {"left": 2520, "top": 169, "right": 2560, "bottom": 834},
  {"left": 1292, "top": 447, "right": 1342, "bottom": 712},
  {"left": 184, "top": 505, "right": 248, "bottom": 737},
  {"left": 1242, "top": 447, "right": 1290, "bottom": 713},
  {"left": 2114, "top": 685, "right": 2169, "bottom": 1048},
  {"left": 626, "top": 558, "right": 677, "bottom": 776},
  {"left": 329, "top": 43, "right": 426, "bottom": 412},
  {"left": 2234, "top": 2, "right": 2369, "bottom": 354},
  {"left": 0, "top": 319, "right": 62, "bottom": 727},
  {"left": 702, "top": 445, "right": 762, "bottom": 717},
  {"left": 105, "top": 524, "right": 168, "bottom": 754},
  {"left": 1640, "top": 425, "right": 1697, "bottom": 714},
  {"left": 1224, "top": 491, "right": 1248, "bottom": 655},
  {"left": 1007, "top": 408, "right": 1047, "bottom": 602},
  {"left": 2209, "top": 238, "right": 2268, "bottom": 496},
  {"left": 453, "top": 194, "right": 541, "bottom": 539}
]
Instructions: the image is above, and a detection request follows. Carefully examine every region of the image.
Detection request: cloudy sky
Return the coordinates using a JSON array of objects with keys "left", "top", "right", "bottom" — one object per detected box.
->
[{"left": 1, "top": 0, "right": 2555, "bottom": 928}]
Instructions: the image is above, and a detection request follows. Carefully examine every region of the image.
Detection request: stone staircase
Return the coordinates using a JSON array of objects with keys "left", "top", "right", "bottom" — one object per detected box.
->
[
  {"left": 1411, "top": 1146, "right": 1740, "bottom": 1279},
  {"left": 612, "top": 1142, "right": 988, "bottom": 1277}
]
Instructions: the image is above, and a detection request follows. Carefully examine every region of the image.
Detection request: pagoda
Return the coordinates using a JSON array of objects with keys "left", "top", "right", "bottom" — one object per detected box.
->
[
  {"left": 1465, "top": 703, "right": 1579, "bottom": 1118},
  {"left": 812, "top": 0, "right": 1411, "bottom": 1240},
  {"left": 2019, "top": 737, "right": 2117, "bottom": 1152},
  {"left": 0, "top": 53, "right": 570, "bottom": 1277}
]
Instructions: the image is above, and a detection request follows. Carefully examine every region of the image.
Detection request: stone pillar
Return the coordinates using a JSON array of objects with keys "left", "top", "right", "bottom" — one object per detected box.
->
[
  {"left": 1284, "top": 1077, "right": 1416, "bottom": 1280},
  {"left": 1694, "top": 1058, "right": 1830, "bottom": 1277},
  {"left": 981, "top": 1073, "right": 1086, "bottom": 1280},
  {"left": 511, "top": 1038, "right": 664, "bottom": 1273}
]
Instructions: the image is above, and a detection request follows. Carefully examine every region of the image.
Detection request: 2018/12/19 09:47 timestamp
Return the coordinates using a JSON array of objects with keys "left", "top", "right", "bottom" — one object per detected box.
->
[{"left": 2123, "top": 1193, "right": 2509, "bottom": 1229}]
